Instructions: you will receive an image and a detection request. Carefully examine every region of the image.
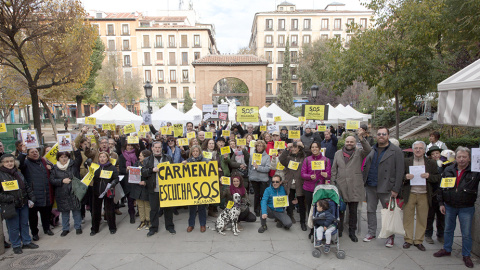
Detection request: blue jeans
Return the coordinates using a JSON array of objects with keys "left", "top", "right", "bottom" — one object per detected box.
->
[
  {"left": 5, "top": 205, "right": 32, "bottom": 248},
  {"left": 62, "top": 210, "right": 82, "bottom": 231},
  {"left": 443, "top": 204, "right": 475, "bottom": 256},
  {"left": 188, "top": 205, "right": 206, "bottom": 227}
]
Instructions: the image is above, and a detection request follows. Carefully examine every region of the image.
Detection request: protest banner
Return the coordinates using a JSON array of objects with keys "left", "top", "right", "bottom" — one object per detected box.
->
[
  {"left": 236, "top": 106, "right": 259, "bottom": 122},
  {"left": 259, "top": 126, "right": 266, "bottom": 132},
  {"left": 158, "top": 162, "right": 220, "bottom": 207},
  {"left": 81, "top": 163, "right": 100, "bottom": 186},
  {"left": 187, "top": 132, "right": 196, "bottom": 139},
  {"left": 252, "top": 153, "right": 262, "bottom": 165},
  {"left": 221, "top": 176, "right": 231, "bottom": 185}
]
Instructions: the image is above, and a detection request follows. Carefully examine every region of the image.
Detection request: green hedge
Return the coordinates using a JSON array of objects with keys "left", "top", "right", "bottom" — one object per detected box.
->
[
  {"left": 335, "top": 137, "right": 479, "bottom": 150},
  {"left": 373, "top": 111, "right": 417, "bottom": 127}
]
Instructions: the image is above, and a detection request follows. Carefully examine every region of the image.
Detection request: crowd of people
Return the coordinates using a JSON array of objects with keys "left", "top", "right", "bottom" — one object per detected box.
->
[{"left": 0, "top": 121, "right": 478, "bottom": 268}]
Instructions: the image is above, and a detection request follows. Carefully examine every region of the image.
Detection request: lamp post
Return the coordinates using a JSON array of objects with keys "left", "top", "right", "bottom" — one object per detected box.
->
[
  {"left": 143, "top": 81, "right": 153, "bottom": 114},
  {"left": 310, "top": 83, "right": 319, "bottom": 104},
  {"left": 112, "top": 87, "right": 118, "bottom": 106},
  {"left": 104, "top": 95, "right": 110, "bottom": 107}
]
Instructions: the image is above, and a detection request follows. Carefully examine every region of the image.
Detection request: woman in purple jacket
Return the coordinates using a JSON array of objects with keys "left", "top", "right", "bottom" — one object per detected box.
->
[{"left": 301, "top": 142, "right": 331, "bottom": 215}]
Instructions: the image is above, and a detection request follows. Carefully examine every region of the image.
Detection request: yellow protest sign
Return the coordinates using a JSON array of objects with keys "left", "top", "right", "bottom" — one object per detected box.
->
[
  {"left": 1, "top": 180, "right": 19, "bottom": 191},
  {"left": 226, "top": 201, "right": 234, "bottom": 209},
  {"left": 102, "top": 124, "right": 113, "bottom": 131},
  {"left": 0, "top": 123, "right": 7, "bottom": 133},
  {"left": 110, "top": 158, "right": 117, "bottom": 166},
  {"left": 298, "top": 117, "right": 306, "bottom": 122},
  {"left": 127, "top": 136, "right": 139, "bottom": 144},
  {"left": 205, "top": 132, "right": 213, "bottom": 139},
  {"left": 157, "top": 161, "right": 171, "bottom": 168},
  {"left": 158, "top": 162, "right": 220, "bottom": 207},
  {"left": 167, "top": 126, "right": 173, "bottom": 135},
  {"left": 222, "top": 130, "right": 230, "bottom": 137},
  {"left": 187, "top": 132, "right": 196, "bottom": 139},
  {"left": 236, "top": 106, "right": 259, "bottom": 122},
  {"left": 252, "top": 153, "right": 262, "bottom": 165},
  {"left": 178, "top": 138, "right": 188, "bottom": 146},
  {"left": 44, "top": 143, "right": 59, "bottom": 165},
  {"left": 346, "top": 120, "right": 360, "bottom": 130},
  {"left": 160, "top": 126, "right": 168, "bottom": 135},
  {"left": 220, "top": 146, "right": 231, "bottom": 155},
  {"left": 81, "top": 163, "right": 100, "bottom": 186},
  {"left": 253, "top": 134, "right": 258, "bottom": 140},
  {"left": 312, "top": 160, "right": 325, "bottom": 170},
  {"left": 274, "top": 116, "right": 282, "bottom": 122},
  {"left": 288, "top": 130, "right": 301, "bottom": 139},
  {"left": 123, "top": 124, "right": 136, "bottom": 134},
  {"left": 440, "top": 177, "right": 456, "bottom": 188},
  {"left": 317, "top": 125, "right": 327, "bottom": 132},
  {"left": 276, "top": 162, "right": 285, "bottom": 170},
  {"left": 288, "top": 161, "right": 300, "bottom": 170},
  {"left": 249, "top": 140, "right": 256, "bottom": 148},
  {"left": 203, "top": 151, "right": 213, "bottom": 159},
  {"left": 221, "top": 176, "right": 231, "bottom": 185},
  {"left": 259, "top": 126, "right": 267, "bottom": 132},
  {"left": 173, "top": 124, "right": 184, "bottom": 137},
  {"left": 90, "top": 163, "right": 100, "bottom": 172},
  {"left": 140, "top": 125, "right": 150, "bottom": 133},
  {"left": 274, "top": 141, "right": 286, "bottom": 149},
  {"left": 138, "top": 132, "right": 146, "bottom": 138},
  {"left": 273, "top": 195, "right": 289, "bottom": 208},
  {"left": 236, "top": 138, "right": 246, "bottom": 146},
  {"left": 304, "top": 105, "right": 327, "bottom": 120},
  {"left": 86, "top": 135, "right": 96, "bottom": 142},
  {"left": 85, "top": 117, "right": 96, "bottom": 125},
  {"left": 269, "top": 148, "right": 278, "bottom": 156},
  {"left": 320, "top": 148, "right": 326, "bottom": 155},
  {"left": 100, "top": 170, "right": 113, "bottom": 179}
]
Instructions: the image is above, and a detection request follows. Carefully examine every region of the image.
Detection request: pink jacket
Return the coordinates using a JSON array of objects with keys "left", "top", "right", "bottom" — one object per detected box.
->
[{"left": 301, "top": 153, "right": 331, "bottom": 192}]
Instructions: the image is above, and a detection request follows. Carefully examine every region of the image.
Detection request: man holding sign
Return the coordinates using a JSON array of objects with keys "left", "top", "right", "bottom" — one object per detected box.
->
[
  {"left": 434, "top": 147, "right": 480, "bottom": 268},
  {"left": 258, "top": 175, "right": 292, "bottom": 233}
]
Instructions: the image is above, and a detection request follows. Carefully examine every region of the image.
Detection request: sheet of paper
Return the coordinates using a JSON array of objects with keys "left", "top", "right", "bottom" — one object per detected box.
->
[
  {"left": 409, "top": 165, "right": 426, "bottom": 186},
  {"left": 471, "top": 148, "right": 480, "bottom": 172}
]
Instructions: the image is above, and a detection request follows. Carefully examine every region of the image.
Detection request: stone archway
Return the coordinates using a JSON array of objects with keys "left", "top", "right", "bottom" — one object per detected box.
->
[{"left": 192, "top": 55, "right": 268, "bottom": 109}]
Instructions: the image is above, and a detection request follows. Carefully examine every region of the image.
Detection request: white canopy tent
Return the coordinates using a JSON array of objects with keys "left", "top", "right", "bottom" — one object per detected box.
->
[
  {"left": 244, "top": 103, "right": 299, "bottom": 126},
  {"left": 324, "top": 103, "right": 363, "bottom": 124},
  {"left": 151, "top": 103, "right": 193, "bottom": 127},
  {"left": 438, "top": 58, "right": 480, "bottom": 126},
  {"left": 96, "top": 104, "right": 143, "bottom": 129},
  {"left": 185, "top": 105, "right": 202, "bottom": 125},
  {"left": 339, "top": 104, "right": 372, "bottom": 122},
  {"left": 77, "top": 105, "right": 112, "bottom": 124}
]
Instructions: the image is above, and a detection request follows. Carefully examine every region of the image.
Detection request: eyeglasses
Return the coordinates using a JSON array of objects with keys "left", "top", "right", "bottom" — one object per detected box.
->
[
  {"left": 272, "top": 181, "right": 281, "bottom": 183},
  {"left": 377, "top": 133, "right": 388, "bottom": 137}
]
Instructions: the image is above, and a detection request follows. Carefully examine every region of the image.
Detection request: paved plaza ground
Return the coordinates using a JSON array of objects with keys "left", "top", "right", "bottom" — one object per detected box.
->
[{"left": 1, "top": 201, "right": 478, "bottom": 270}]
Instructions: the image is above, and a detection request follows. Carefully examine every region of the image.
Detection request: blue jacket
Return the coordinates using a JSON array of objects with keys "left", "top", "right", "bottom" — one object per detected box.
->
[
  {"left": 314, "top": 210, "right": 335, "bottom": 227},
  {"left": 366, "top": 143, "right": 389, "bottom": 187},
  {"left": 261, "top": 184, "right": 287, "bottom": 215},
  {"left": 166, "top": 146, "right": 183, "bottom": 164},
  {"left": 321, "top": 134, "right": 338, "bottom": 163}
]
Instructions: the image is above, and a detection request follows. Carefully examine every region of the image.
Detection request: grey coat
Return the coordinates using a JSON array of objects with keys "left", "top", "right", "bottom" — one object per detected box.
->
[
  {"left": 362, "top": 142, "right": 405, "bottom": 194},
  {"left": 248, "top": 151, "right": 271, "bottom": 182},
  {"left": 332, "top": 138, "right": 371, "bottom": 202}
]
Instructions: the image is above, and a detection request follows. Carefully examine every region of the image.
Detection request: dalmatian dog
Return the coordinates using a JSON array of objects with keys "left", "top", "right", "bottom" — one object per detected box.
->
[{"left": 212, "top": 193, "right": 241, "bottom": 236}]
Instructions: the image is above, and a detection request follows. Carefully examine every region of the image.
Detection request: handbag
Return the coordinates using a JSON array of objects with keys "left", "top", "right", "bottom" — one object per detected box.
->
[
  {"left": 379, "top": 197, "right": 405, "bottom": 238},
  {"left": 72, "top": 176, "right": 88, "bottom": 202},
  {"left": 0, "top": 202, "right": 17, "bottom": 220}
]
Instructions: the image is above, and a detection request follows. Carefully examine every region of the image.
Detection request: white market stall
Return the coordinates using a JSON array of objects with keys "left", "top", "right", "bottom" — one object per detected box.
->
[
  {"left": 151, "top": 103, "right": 193, "bottom": 127},
  {"left": 96, "top": 104, "right": 143, "bottom": 130},
  {"left": 77, "top": 105, "right": 112, "bottom": 124}
]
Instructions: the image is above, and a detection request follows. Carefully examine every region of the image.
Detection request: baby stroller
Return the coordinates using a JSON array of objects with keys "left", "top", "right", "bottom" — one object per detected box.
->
[{"left": 307, "top": 184, "right": 346, "bottom": 259}]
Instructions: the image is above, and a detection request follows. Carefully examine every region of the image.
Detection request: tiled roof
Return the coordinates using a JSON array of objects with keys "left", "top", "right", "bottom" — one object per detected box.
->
[
  {"left": 278, "top": 1, "right": 295, "bottom": 5},
  {"left": 104, "top": 12, "right": 139, "bottom": 19},
  {"left": 192, "top": 54, "right": 269, "bottom": 66},
  {"left": 141, "top": 16, "right": 187, "bottom": 22}
]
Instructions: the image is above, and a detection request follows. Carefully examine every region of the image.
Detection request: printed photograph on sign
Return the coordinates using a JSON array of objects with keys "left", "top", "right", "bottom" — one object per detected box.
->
[
  {"left": 266, "top": 113, "right": 274, "bottom": 119},
  {"left": 128, "top": 167, "right": 142, "bottom": 184},
  {"left": 142, "top": 113, "right": 152, "bottom": 125},
  {"left": 57, "top": 133, "right": 73, "bottom": 152},
  {"left": 21, "top": 130, "right": 39, "bottom": 149}
]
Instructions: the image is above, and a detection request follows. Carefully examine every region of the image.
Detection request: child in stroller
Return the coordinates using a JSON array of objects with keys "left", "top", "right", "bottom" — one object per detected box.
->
[{"left": 313, "top": 199, "right": 336, "bottom": 253}]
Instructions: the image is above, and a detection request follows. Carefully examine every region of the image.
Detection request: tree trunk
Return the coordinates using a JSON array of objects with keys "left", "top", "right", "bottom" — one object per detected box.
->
[
  {"left": 76, "top": 95, "right": 83, "bottom": 118},
  {"left": 395, "top": 90, "right": 400, "bottom": 139},
  {"left": 29, "top": 88, "right": 43, "bottom": 140},
  {"left": 40, "top": 99, "right": 58, "bottom": 138}
]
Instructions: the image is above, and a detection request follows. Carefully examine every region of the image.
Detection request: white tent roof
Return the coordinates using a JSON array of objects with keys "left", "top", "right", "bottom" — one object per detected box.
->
[
  {"left": 323, "top": 103, "right": 364, "bottom": 124},
  {"left": 77, "top": 105, "right": 112, "bottom": 124},
  {"left": 151, "top": 103, "right": 193, "bottom": 127},
  {"left": 342, "top": 105, "right": 372, "bottom": 121},
  {"left": 96, "top": 104, "right": 143, "bottom": 129},
  {"left": 438, "top": 58, "right": 480, "bottom": 91},
  {"left": 245, "top": 103, "right": 299, "bottom": 126},
  {"left": 185, "top": 105, "right": 202, "bottom": 125}
]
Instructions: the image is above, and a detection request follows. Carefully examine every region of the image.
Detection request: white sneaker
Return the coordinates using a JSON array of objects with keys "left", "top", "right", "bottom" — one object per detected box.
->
[
  {"left": 363, "top": 234, "right": 376, "bottom": 242},
  {"left": 385, "top": 235, "right": 394, "bottom": 248}
]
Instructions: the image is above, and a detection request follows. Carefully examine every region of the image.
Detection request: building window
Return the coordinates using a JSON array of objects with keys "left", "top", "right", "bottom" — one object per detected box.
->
[
  {"left": 182, "top": 70, "right": 189, "bottom": 82},
  {"left": 122, "top": 40, "right": 130, "bottom": 50},
  {"left": 278, "top": 35, "right": 285, "bottom": 47},
  {"left": 168, "top": 35, "right": 175, "bottom": 47},
  {"left": 303, "top": 19, "right": 311, "bottom": 30},
  {"left": 145, "top": 70, "right": 151, "bottom": 82},
  {"left": 123, "top": 55, "right": 130, "bottom": 66},
  {"left": 156, "top": 52, "right": 163, "bottom": 65},
  {"left": 347, "top": 18, "right": 354, "bottom": 26},
  {"left": 277, "top": 83, "right": 282, "bottom": 94},
  {"left": 183, "top": 87, "right": 189, "bottom": 98},
  {"left": 360, "top": 18, "right": 368, "bottom": 29},
  {"left": 266, "top": 83, "right": 272, "bottom": 94},
  {"left": 291, "top": 51, "right": 298, "bottom": 63},
  {"left": 291, "top": 35, "right": 298, "bottom": 47},
  {"left": 334, "top": 19, "right": 341, "bottom": 30},
  {"left": 121, "top": 24, "right": 129, "bottom": 35},
  {"left": 266, "top": 51, "right": 273, "bottom": 63},
  {"left": 267, "top": 67, "right": 273, "bottom": 80},
  {"left": 334, "top": 34, "right": 341, "bottom": 40},
  {"left": 321, "top": 19, "right": 329, "bottom": 30},
  {"left": 143, "top": 35, "right": 150, "bottom": 48},
  {"left": 182, "top": 52, "right": 188, "bottom": 65},
  {"left": 170, "top": 70, "right": 176, "bottom": 82},
  {"left": 107, "top": 24, "right": 114, "bottom": 35},
  {"left": 194, "top": 35, "right": 200, "bottom": 47},
  {"left": 346, "top": 34, "right": 352, "bottom": 46},
  {"left": 181, "top": 35, "right": 188, "bottom": 47},
  {"left": 155, "top": 35, "right": 163, "bottom": 48},
  {"left": 291, "top": 19, "right": 298, "bottom": 30},
  {"left": 169, "top": 52, "right": 176, "bottom": 65},
  {"left": 171, "top": 87, "right": 177, "bottom": 98},
  {"left": 277, "top": 67, "right": 283, "bottom": 79},
  {"left": 321, "top": 34, "right": 329, "bottom": 40},
  {"left": 143, "top": 52, "right": 151, "bottom": 65},
  {"left": 157, "top": 70, "right": 164, "bottom": 82},
  {"left": 265, "top": 19, "right": 273, "bottom": 30},
  {"left": 107, "top": 40, "right": 115, "bottom": 51},
  {"left": 265, "top": 35, "right": 273, "bottom": 46},
  {"left": 292, "top": 83, "right": 297, "bottom": 93},
  {"left": 194, "top": 52, "right": 201, "bottom": 60},
  {"left": 158, "top": 87, "right": 165, "bottom": 98},
  {"left": 278, "top": 19, "right": 285, "bottom": 30},
  {"left": 303, "top": 35, "right": 311, "bottom": 44},
  {"left": 278, "top": 51, "right": 284, "bottom": 63}
]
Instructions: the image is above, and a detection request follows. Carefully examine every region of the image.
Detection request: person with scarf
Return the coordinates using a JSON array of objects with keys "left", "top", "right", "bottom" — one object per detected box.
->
[
  {"left": 182, "top": 145, "right": 208, "bottom": 232},
  {"left": 202, "top": 138, "right": 223, "bottom": 217},
  {"left": 222, "top": 174, "right": 256, "bottom": 230},
  {"left": 118, "top": 142, "right": 140, "bottom": 224},
  {"left": 0, "top": 154, "right": 38, "bottom": 254},
  {"left": 90, "top": 152, "right": 119, "bottom": 235},
  {"left": 49, "top": 151, "right": 83, "bottom": 236},
  {"left": 18, "top": 148, "right": 54, "bottom": 241},
  {"left": 331, "top": 133, "right": 371, "bottom": 242},
  {"left": 74, "top": 133, "right": 96, "bottom": 222},
  {"left": 130, "top": 150, "right": 152, "bottom": 230},
  {"left": 248, "top": 140, "right": 271, "bottom": 217}
]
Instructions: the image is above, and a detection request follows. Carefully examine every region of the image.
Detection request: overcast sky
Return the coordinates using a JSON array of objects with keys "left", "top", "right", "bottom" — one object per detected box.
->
[{"left": 81, "top": 0, "right": 370, "bottom": 53}]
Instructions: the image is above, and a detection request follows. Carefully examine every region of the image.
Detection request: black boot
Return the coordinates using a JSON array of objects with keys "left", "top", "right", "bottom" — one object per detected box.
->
[
  {"left": 349, "top": 229, "right": 358, "bottom": 242},
  {"left": 300, "top": 222, "right": 307, "bottom": 231}
]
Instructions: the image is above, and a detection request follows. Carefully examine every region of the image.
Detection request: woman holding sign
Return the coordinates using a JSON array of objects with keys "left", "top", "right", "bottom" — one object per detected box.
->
[
  {"left": 222, "top": 174, "right": 256, "bottom": 227},
  {"left": 118, "top": 141, "right": 141, "bottom": 224},
  {"left": 0, "top": 154, "right": 38, "bottom": 254},
  {"left": 129, "top": 150, "right": 152, "bottom": 231},
  {"left": 90, "top": 152, "right": 119, "bottom": 235},
  {"left": 248, "top": 140, "right": 271, "bottom": 217}
]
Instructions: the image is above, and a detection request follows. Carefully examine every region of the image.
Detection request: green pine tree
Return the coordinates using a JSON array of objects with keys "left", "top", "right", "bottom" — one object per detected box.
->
[
  {"left": 279, "top": 38, "right": 294, "bottom": 114},
  {"left": 183, "top": 89, "right": 193, "bottom": 112}
]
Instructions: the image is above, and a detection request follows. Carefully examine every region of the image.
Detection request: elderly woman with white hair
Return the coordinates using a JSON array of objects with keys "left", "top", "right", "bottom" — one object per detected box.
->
[{"left": 401, "top": 141, "right": 440, "bottom": 251}]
